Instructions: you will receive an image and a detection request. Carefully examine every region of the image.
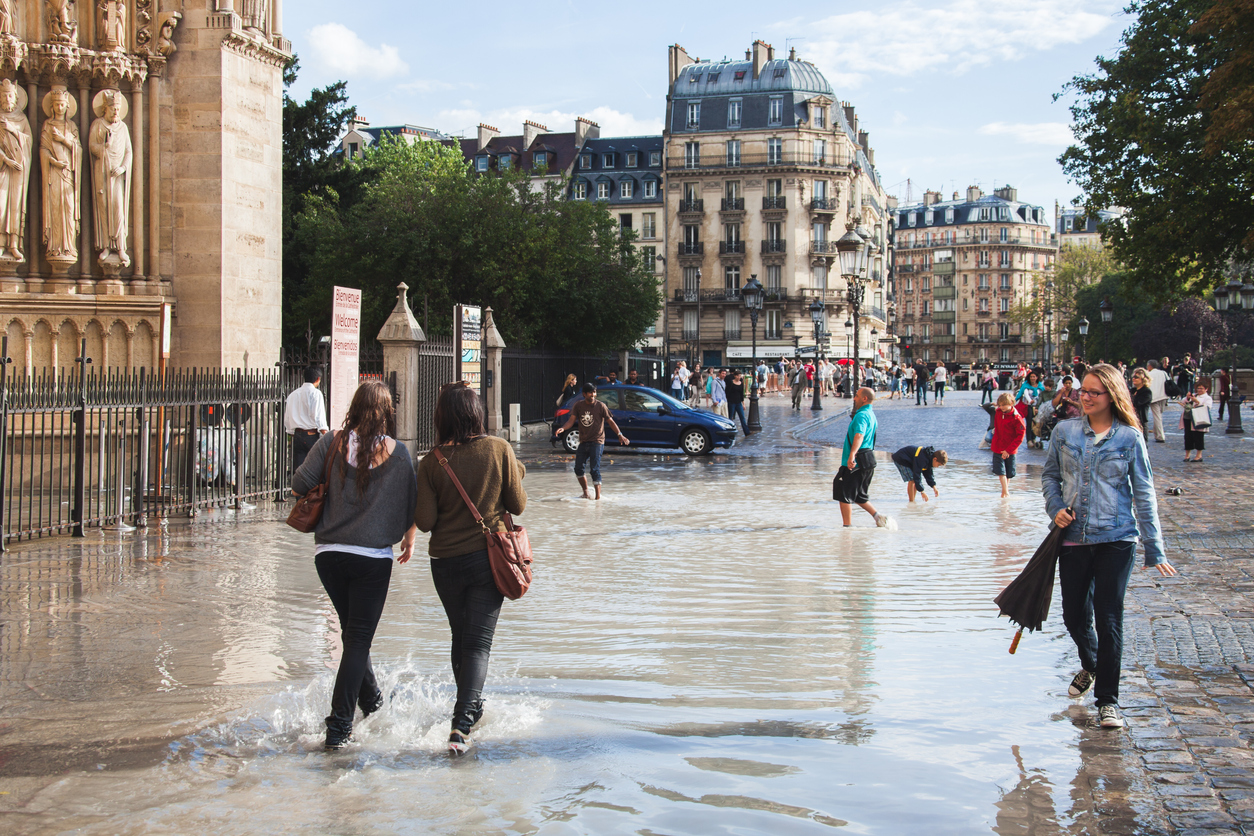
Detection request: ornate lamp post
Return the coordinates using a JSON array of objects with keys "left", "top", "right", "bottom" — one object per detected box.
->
[
  {"left": 1078, "top": 316, "right": 1090, "bottom": 362},
  {"left": 1099, "top": 298, "right": 1113, "bottom": 362},
  {"left": 1045, "top": 280, "right": 1055, "bottom": 372},
  {"left": 870, "top": 327, "right": 879, "bottom": 383},
  {"left": 836, "top": 227, "right": 868, "bottom": 391},
  {"left": 1214, "top": 278, "right": 1254, "bottom": 434},
  {"left": 1060, "top": 326, "right": 1070, "bottom": 370},
  {"left": 809, "top": 297, "right": 825, "bottom": 411},
  {"left": 742, "top": 274, "right": 764, "bottom": 432}
]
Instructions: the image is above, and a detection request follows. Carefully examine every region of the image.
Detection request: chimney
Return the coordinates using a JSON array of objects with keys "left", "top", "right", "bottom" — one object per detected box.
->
[
  {"left": 575, "top": 117, "right": 600, "bottom": 144},
  {"left": 477, "top": 123, "right": 499, "bottom": 152},
  {"left": 858, "top": 130, "right": 870, "bottom": 152},
  {"left": 966, "top": 185, "right": 983, "bottom": 202},
  {"left": 752, "top": 40, "right": 768, "bottom": 79},
  {"left": 349, "top": 116, "right": 370, "bottom": 130},
  {"left": 923, "top": 190, "right": 941, "bottom": 207},
  {"left": 843, "top": 104, "right": 858, "bottom": 134},
  {"left": 953, "top": 191, "right": 960, "bottom": 201},
  {"left": 668, "top": 43, "right": 695, "bottom": 86},
  {"left": 746, "top": 48, "right": 751, "bottom": 59},
  {"left": 523, "top": 120, "right": 548, "bottom": 149},
  {"left": 886, "top": 195, "right": 899, "bottom": 212},
  {"left": 789, "top": 46, "right": 796, "bottom": 60},
  {"left": 994, "top": 184, "right": 1018, "bottom": 202},
  {"left": 767, "top": 44, "right": 775, "bottom": 60}
]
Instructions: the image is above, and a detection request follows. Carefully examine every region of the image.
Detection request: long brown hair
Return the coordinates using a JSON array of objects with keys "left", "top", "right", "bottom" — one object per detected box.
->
[
  {"left": 340, "top": 380, "right": 397, "bottom": 494},
  {"left": 1085, "top": 363, "right": 1141, "bottom": 432},
  {"left": 434, "top": 381, "right": 486, "bottom": 445}
]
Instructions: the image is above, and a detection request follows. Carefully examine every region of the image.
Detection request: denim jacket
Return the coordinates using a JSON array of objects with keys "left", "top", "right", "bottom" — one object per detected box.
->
[{"left": 1041, "top": 416, "right": 1166, "bottom": 566}]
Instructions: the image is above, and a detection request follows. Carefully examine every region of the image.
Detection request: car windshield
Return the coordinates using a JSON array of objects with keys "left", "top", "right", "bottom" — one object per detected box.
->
[{"left": 651, "top": 389, "right": 691, "bottom": 411}]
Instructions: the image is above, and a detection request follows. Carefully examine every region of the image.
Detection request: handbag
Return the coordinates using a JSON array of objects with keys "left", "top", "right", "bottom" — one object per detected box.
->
[
  {"left": 1190, "top": 405, "right": 1212, "bottom": 430},
  {"left": 286, "top": 431, "right": 341, "bottom": 533},
  {"left": 432, "top": 447, "right": 533, "bottom": 600}
]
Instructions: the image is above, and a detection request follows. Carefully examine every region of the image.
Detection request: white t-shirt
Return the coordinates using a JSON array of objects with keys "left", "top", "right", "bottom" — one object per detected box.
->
[
  {"left": 904, "top": 367, "right": 915, "bottom": 381},
  {"left": 933, "top": 366, "right": 948, "bottom": 383},
  {"left": 1148, "top": 368, "right": 1169, "bottom": 402}
]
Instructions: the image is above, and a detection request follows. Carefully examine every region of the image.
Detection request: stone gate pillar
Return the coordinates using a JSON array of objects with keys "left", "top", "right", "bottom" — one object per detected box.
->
[
  {"left": 376, "top": 283, "right": 425, "bottom": 454},
  {"left": 483, "top": 307, "right": 506, "bottom": 437}
]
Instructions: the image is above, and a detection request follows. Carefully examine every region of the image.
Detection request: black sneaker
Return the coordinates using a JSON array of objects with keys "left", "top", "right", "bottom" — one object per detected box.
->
[
  {"left": 324, "top": 726, "right": 353, "bottom": 750},
  {"left": 1068, "top": 670, "right": 1095, "bottom": 697},
  {"left": 360, "top": 692, "right": 384, "bottom": 718},
  {"left": 448, "top": 728, "right": 472, "bottom": 755},
  {"left": 1098, "top": 704, "right": 1125, "bottom": 728}
]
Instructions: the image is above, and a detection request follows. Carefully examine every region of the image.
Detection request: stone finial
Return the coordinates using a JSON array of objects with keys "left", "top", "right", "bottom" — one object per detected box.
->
[
  {"left": 483, "top": 306, "right": 505, "bottom": 349},
  {"left": 376, "top": 282, "right": 425, "bottom": 343}
]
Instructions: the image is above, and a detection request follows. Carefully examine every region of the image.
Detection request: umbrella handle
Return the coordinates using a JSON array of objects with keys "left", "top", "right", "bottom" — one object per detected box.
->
[{"left": 1009, "top": 628, "right": 1023, "bottom": 655}]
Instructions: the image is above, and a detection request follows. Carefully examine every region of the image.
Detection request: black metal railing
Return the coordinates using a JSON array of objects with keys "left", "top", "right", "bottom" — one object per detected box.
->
[
  {"left": 679, "top": 242, "right": 704, "bottom": 256},
  {"left": 762, "top": 240, "right": 786, "bottom": 254},
  {"left": 720, "top": 198, "right": 745, "bottom": 211},
  {"left": 765, "top": 329, "right": 783, "bottom": 340},
  {"left": 678, "top": 199, "right": 704, "bottom": 213},
  {"left": 810, "top": 198, "right": 839, "bottom": 211},
  {"left": 762, "top": 196, "right": 787, "bottom": 210},
  {"left": 811, "top": 241, "right": 838, "bottom": 254},
  {"left": 682, "top": 329, "right": 701, "bottom": 340},
  {"left": 674, "top": 287, "right": 789, "bottom": 303},
  {"left": 724, "top": 328, "right": 742, "bottom": 340},
  {"left": 719, "top": 241, "right": 746, "bottom": 254},
  {"left": 500, "top": 347, "right": 660, "bottom": 425},
  {"left": 671, "top": 152, "right": 851, "bottom": 171}
]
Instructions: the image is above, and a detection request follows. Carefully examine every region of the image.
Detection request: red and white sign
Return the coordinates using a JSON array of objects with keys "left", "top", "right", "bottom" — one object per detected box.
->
[{"left": 329, "top": 286, "right": 362, "bottom": 430}]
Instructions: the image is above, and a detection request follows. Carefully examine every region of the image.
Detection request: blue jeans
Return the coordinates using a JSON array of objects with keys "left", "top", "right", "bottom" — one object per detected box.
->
[
  {"left": 729, "top": 401, "right": 748, "bottom": 432},
  {"left": 671, "top": 386, "right": 684, "bottom": 401},
  {"left": 315, "top": 550, "right": 393, "bottom": 733},
  {"left": 916, "top": 383, "right": 928, "bottom": 404},
  {"left": 574, "top": 442, "right": 603, "bottom": 484},
  {"left": 1059, "top": 541, "right": 1136, "bottom": 707},
  {"left": 430, "top": 549, "right": 503, "bottom": 732}
]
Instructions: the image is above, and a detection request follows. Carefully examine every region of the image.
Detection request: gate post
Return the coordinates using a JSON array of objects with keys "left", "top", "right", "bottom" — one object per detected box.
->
[
  {"left": 377, "top": 283, "right": 426, "bottom": 455},
  {"left": 483, "top": 307, "right": 506, "bottom": 437}
]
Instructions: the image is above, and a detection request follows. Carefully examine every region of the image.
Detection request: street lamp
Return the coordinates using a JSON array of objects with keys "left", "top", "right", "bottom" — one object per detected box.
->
[
  {"left": 1045, "top": 280, "right": 1055, "bottom": 372},
  {"left": 809, "top": 297, "right": 825, "bottom": 411},
  {"left": 1060, "top": 326, "right": 1070, "bottom": 369},
  {"left": 844, "top": 318, "right": 854, "bottom": 388},
  {"left": 742, "top": 274, "right": 764, "bottom": 433},
  {"left": 1099, "top": 298, "right": 1113, "bottom": 362},
  {"left": 1078, "top": 316, "right": 1090, "bottom": 362},
  {"left": 1214, "top": 278, "right": 1253, "bottom": 434},
  {"left": 836, "top": 227, "right": 869, "bottom": 392}
]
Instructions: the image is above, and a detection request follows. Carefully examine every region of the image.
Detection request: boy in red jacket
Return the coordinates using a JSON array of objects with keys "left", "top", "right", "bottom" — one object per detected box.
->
[{"left": 992, "top": 391, "right": 1026, "bottom": 498}]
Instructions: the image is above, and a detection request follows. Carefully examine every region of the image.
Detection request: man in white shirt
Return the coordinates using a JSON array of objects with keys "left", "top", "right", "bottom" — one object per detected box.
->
[
  {"left": 286, "top": 365, "right": 329, "bottom": 470},
  {"left": 1146, "top": 359, "right": 1170, "bottom": 443},
  {"left": 933, "top": 363, "right": 948, "bottom": 404}
]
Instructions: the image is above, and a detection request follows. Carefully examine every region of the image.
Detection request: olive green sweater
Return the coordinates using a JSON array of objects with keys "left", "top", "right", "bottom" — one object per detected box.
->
[{"left": 415, "top": 436, "right": 527, "bottom": 558}]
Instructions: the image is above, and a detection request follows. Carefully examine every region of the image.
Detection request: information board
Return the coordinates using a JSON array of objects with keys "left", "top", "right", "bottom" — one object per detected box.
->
[
  {"left": 455, "top": 304, "right": 482, "bottom": 392},
  {"left": 329, "top": 286, "right": 362, "bottom": 429}
]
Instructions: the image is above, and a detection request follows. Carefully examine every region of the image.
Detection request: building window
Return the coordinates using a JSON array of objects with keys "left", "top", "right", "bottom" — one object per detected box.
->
[
  {"left": 734, "top": 70, "right": 746, "bottom": 81},
  {"left": 642, "top": 213, "right": 656, "bottom": 239},
  {"left": 999, "top": 297, "right": 1010, "bottom": 312},
  {"left": 769, "top": 97, "right": 784, "bottom": 125},
  {"left": 963, "top": 297, "right": 969, "bottom": 310},
  {"left": 499, "top": 155, "right": 511, "bottom": 170},
  {"left": 597, "top": 181, "right": 610, "bottom": 200},
  {"left": 724, "top": 265, "right": 741, "bottom": 288},
  {"left": 532, "top": 151, "right": 548, "bottom": 169},
  {"left": 767, "top": 178, "right": 782, "bottom": 197},
  {"left": 685, "top": 142, "right": 700, "bottom": 168},
  {"left": 626, "top": 152, "right": 638, "bottom": 168},
  {"left": 979, "top": 297, "right": 989, "bottom": 312},
  {"left": 725, "top": 307, "right": 740, "bottom": 335},
  {"left": 1000, "top": 273, "right": 1011, "bottom": 289},
  {"left": 813, "top": 139, "right": 827, "bottom": 164},
  {"left": 689, "top": 74, "right": 701, "bottom": 84},
  {"left": 945, "top": 207, "right": 954, "bottom": 223},
  {"left": 642, "top": 246, "right": 656, "bottom": 272},
  {"left": 905, "top": 301, "right": 913, "bottom": 316},
  {"left": 620, "top": 213, "right": 632, "bottom": 230},
  {"left": 643, "top": 180, "right": 657, "bottom": 199},
  {"left": 621, "top": 180, "right": 634, "bottom": 199},
  {"left": 348, "top": 141, "right": 359, "bottom": 158},
  {"left": 978, "top": 250, "right": 990, "bottom": 267},
  {"left": 683, "top": 308, "right": 698, "bottom": 333},
  {"left": 766, "top": 221, "right": 781, "bottom": 243},
  {"left": 476, "top": 155, "right": 489, "bottom": 171},
  {"left": 573, "top": 181, "right": 587, "bottom": 200},
  {"left": 683, "top": 266, "right": 700, "bottom": 291},
  {"left": 724, "top": 223, "right": 741, "bottom": 245},
  {"left": 684, "top": 224, "right": 700, "bottom": 245},
  {"left": 579, "top": 153, "right": 591, "bottom": 170},
  {"left": 903, "top": 277, "right": 912, "bottom": 292},
  {"left": 1000, "top": 227, "right": 1008, "bottom": 242},
  {"left": 687, "top": 102, "right": 700, "bottom": 129},
  {"left": 921, "top": 300, "right": 930, "bottom": 316},
  {"left": 978, "top": 274, "right": 989, "bottom": 289},
  {"left": 1000, "top": 250, "right": 1011, "bottom": 267},
  {"left": 726, "top": 180, "right": 740, "bottom": 202},
  {"left": 813, "top": 106, "right": 825, "bottom": 128},
  {"left": 766, "top": 308, "right": 782, "bottom": 338},
  {"left": 766, "top": 264, "right": 781, "bottom": 288},
  {"left": 767, "top": 137, "right": 782, "bottom": 165},
  {"left": 708, "top": 72, "right": 720, "bottom": 83},
  {"left": 921, "top": 276, "right": 931, "bottom": 292},
  {"left": 650, "top": 151, "right": 661, "bottom": 166},
  {"left": 602, "top": 153, "right": 615, "bottom": 169},
  {"left": 728, "top": 99, "right": 742, "bottom": 128},
  {"left": 726, "top": 139, "right": 741, "bottom": 167}
]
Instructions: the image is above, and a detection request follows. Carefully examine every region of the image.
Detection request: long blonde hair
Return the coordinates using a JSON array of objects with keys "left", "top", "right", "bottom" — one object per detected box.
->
[
  {"left": 563, "top": 373, "right": 576, "bottom": 390},
  {"left": 1085, "top": 363, "right": 1141, "bottom": 432}
]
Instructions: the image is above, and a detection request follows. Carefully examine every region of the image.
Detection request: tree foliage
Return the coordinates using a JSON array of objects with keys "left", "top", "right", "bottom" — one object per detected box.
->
[
  {"left": 1193, "top": 0, "right": 1254, "bottom": 157},
  {"left": 1059, "top": 0, "right": 1254, "bottom": 304},
  {"left": 291, "top": 136, "right": 661, "bottom": 352}
]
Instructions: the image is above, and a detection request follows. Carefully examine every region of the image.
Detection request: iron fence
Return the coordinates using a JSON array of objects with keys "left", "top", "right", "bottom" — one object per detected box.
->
[{"left": 501, "top": 349, "right": 663, "bottom": 424}]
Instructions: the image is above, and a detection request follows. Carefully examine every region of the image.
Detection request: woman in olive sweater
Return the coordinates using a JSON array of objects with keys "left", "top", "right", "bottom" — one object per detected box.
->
[{"left": 415, "top": 382, "right": 527, "bottom": 753}]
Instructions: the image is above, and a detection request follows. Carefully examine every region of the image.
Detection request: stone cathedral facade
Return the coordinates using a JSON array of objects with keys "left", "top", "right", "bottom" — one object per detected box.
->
[{"left": 0, "top": 0, "right": 289, "bottom": 372}]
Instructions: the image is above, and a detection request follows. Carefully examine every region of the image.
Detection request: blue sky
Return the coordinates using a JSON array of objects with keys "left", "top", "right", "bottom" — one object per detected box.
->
[{"left": 285, "top": 0, "right": 1130, "bottom": 215}]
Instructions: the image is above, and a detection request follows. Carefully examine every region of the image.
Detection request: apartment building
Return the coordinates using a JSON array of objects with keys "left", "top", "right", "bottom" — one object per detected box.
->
[
  {"left": 893, "top": 185, "right": 1056, "bottom": 366},
  {"left": 1056, "top": 205, "right": 1127, "bottom": 249},
  {"left": 663, "top": 41, "right": 892, "bottom": 367},
  {"left": 338, "top": 119, "right": 451, "bottom": 159}
]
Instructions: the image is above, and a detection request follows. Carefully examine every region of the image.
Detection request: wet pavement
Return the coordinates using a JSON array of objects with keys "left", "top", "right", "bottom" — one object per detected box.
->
[{"left": 0, "top": 387, "right": 1251, "bottom": 834}]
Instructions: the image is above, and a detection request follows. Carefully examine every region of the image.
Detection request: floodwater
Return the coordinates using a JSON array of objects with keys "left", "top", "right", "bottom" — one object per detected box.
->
[{"left": 0, "top": 438, "right": 1152, "bottom": 834}]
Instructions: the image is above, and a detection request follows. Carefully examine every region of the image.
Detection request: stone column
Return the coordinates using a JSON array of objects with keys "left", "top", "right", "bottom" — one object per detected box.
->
[
  {"left": 131, "top": 79, "right": 144, "bottom": 282},
  {"left": 25, "top": 81, "right": 40, "bottom": 292},
  {"left": 147, "top": 74, "right": 159, "bottom": 289},
  {"left": 483, "top": 307, "right": 506, "bottom": 437},
  {"left": 375, "top": 282, "right": 425, "bottom": 455},
  {"left": 77, "top": 84, "right": 93, "bottom": 295}
]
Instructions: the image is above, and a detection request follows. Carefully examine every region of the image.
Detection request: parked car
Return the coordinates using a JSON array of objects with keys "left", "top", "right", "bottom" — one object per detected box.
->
[{"left": 551, "top": 384, "right": 737, "bottom": 455}]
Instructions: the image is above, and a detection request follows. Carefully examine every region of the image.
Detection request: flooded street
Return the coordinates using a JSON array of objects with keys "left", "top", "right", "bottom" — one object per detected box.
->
[{"left": 0, "top": 401, "right": 1164, "bottom": 834}]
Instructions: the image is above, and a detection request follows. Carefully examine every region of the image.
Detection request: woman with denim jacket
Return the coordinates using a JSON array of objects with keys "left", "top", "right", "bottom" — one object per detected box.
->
[{"left": 1042, "top": 364, "right": 1177, "bottom": 729}]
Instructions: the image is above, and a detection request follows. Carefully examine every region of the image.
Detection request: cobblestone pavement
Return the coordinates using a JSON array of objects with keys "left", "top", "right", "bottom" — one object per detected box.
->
[{"left": 799, "top": 387, "right": 1254, "bottom": 835}]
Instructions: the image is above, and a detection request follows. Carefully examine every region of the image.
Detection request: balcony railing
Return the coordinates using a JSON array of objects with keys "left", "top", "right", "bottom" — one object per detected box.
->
[
  {"left": 764, "top": 286, "right": 788, "bottom": 302},
  {"left": 896, "top": 265, "right": 916, "bottom": 273},
  {"left": 810, "top": 241, "right": 838, "bottom": 255},
  {"left": 765, "top": 329, "right": 783, "bottom": 340},
  {"left": 976, "top": 310, "right": 992, "bottom": 317},
  {"left": 868, "top": 306, "right": 887, "bottom": 322},
  {"left": 719, "top": 241, "right": 746, "bottom": 255},
  {"left": 810, "top": 198, "right": 839, "bottom": 212},
  {"left": 798, "top": 288, "right": 847, "bottom": 303},
  {"left": 678, "top": 199, "right": 704, "bottom": 214},
  {"left": 679, "top": 242, "right": 704, "bottom": 256},
  {"left": 762, "top": 239, "right": 786, "bottom": 254},
  {"left": 724, "top": 328, "right": 742, "bottom": 340},
  {"left": 721, "top": 198, "right": 745, "bottom": 211},
  {"left": 681, "top": 329, "right": 700, "bottom": 340},
  {"left": 762, "top": 196, "right": 787, "bottom": 210},
  {"left": 671, "top": 152, "right": 851, "bottom": 171},
  {"left": 673, "top": 287, "right": 790, "bottom": 303}
]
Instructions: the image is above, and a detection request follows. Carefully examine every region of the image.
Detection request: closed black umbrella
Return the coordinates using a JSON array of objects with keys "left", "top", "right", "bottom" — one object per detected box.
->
[{"left": 994, "top": 517, "right": 1069, "bottom": 653}]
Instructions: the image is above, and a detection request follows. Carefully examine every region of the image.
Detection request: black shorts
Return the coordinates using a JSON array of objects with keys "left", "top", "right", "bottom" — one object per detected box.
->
[{"left": 833, "top": 464, "right": 876, "bottom": 504}]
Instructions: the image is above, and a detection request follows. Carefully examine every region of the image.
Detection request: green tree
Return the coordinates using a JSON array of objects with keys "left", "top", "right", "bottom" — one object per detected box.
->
[
  {"left": 1059, "top": 0, "right": 1254, "bottom": 304},
  {"left": 293, "top": 136, "right": 660, "bottom": 352},
  {"left": 1009, "top": 246, "right": 1118, "bottom": 355}
]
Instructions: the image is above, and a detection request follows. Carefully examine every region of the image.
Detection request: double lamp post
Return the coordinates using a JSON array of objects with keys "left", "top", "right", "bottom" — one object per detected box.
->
[{"left": 1215, "top": 278, "right": 1254, "bottom": 435}]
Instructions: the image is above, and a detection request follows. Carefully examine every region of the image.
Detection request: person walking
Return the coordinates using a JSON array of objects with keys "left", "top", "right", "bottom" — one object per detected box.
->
[
  {"left": 891, "top": 445, "right": 947, "bottom": 502},
  {"left": 292, "top": 380, "right": 419, "bottom": 751},
  {"left": 1016, "top": 371, "right": 1045, "bottom": 447},
  {"left": 1180, "top": 380, "right": 1213, "bottom": 462},
  {"left": 559, "top": 374, "right": 579, "bottom": 407},
  {"left": 670, "top": 363, "right": 687, "bottom": 401},
  {"left": 555, "top": 383, "right": 630, "bottom": 499},
  {"left": 1043, "top": 363, "right": 1176, "bottom": 729},
  {"left": 992, "top": 392, "right": 1026, "bottom": 498},
  {"left": 726, "top": 371, "right": 749, "bottom": 435},
  {"left": 789, "top": 360, "right": 807, "bottom": 410},
  {"left": 904, "top": 362, "right": 915, "bottom": 396},
  {"left": 1146, "top": 359, "right": 1169, "bottom": 443},
  {"left": 981, "top": 367, "right": 997, "bottom": 405},
  {"left": 1173, "top": 353, "right": 1197, "bottom": 396},
  {"left": 415, "top": 382, "right": 528, "bottom": 754},
  {"left": 285, "top": 365, "right": 329, "bottom": 473},
  {"left": 933, "top": 363, "right": 948, "bottom": 404},
  {"left": 914, "top": 362, "right": 929, "bottom": 405},
  {"left": 710, "top": 369, "right": 729, "bottom": 417},
  {"left": 834, "top": 387, "right": 893, "bottom": 529},
  {"left": 1217, "top": 368, "right": 1230, "bottom": 421},
  {"left": 1130, "top": 368, "right": 1152, "bottom": 437},
  {"left": 755, "top": 358, "right": 769, "bottom": 397}
]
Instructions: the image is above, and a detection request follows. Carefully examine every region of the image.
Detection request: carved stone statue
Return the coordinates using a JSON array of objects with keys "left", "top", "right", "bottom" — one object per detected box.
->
[
  {"left": 0, "top": 0, "right": 16, "bottom": 36},
  {"left": 47, "top": 0, "right": 78, "bottom": 44},
  {"left": 155, "top": 12, "right": 180, "bottom": 56},
  {"left": 98, "top": 0, "right": 125, "bottom": 50},
  {"left": 89, "top": 89, "right": 131, "bottom": 270},
  {"left": 0, "top": 79, "right": 31, "bottom": 262},
  {"left": 40, "top": 87, "right": 80, "bottom": 267}
]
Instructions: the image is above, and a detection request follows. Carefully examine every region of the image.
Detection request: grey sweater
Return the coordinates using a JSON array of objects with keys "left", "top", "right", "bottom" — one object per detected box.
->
[{"left": 292, "top": 431, "right": 418, "bottom": 549}]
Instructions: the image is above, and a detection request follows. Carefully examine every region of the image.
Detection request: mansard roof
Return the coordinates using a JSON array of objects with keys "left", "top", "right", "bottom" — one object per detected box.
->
[{"left": 673, "top": 58, "right": 834, "bottom": 97}]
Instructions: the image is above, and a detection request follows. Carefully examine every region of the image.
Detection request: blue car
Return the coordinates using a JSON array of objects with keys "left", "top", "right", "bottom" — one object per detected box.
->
[{"left": 552, "top": 384, "right": 737, "bottom": 455}]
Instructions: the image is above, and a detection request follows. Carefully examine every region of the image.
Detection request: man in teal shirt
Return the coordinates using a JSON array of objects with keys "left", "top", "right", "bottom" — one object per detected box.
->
[{"left": 835, "top": 387, "right": 894, "bottom": 528}]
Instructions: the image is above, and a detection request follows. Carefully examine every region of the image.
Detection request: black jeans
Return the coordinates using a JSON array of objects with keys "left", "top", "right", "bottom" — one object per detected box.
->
[
  {"left": 292, "top": 430, "right": 319, "bottom": 473},
  {"left": 729, "top": 401, "right": 748, "bottom": 432},
  {"left": 1058, "top": 541, "right": 1136, "bottom": 707},
  {"left": 315, "top": 550, "right": 392, "bottom": 733},
  {"left": 431, "top": 549, "right": 504, "bottom": 731}
]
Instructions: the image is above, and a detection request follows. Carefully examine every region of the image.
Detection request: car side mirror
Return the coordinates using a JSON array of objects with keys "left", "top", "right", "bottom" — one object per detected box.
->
[{"left": 657, "top": 406, "right": 668, "bottom": 415}]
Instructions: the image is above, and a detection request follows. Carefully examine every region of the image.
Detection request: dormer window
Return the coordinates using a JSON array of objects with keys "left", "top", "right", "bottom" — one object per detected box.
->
[
  {"left": 626, "top": 152, "right": 638, "bottom": 168},
  {"left": 924, "top": 209, "right": 933, "bottom": 225},
  {"left": 348, "top": 142, "right": 359, "bottom": 158},
  {"left": 498, "top": 155, "right": 511, "bottom": 170},
  {"left": 728, "top": 99, "right": 742, "bottom": 128},
  {"left": 768, "top": 97, "right": 783, "bottom": 126},
  {"left": 945, "top": 207, "right": 954, "bottom": 223},
  {"left": 813, "top": 107, "right": 825, "bottom": 128},
  {"left": 532, "top": 152, "right": 548, "bottom": 169},
  {"left": 773, "top": 68, "right": 786, "bottom": 78},
  {"left": 649, "top": 151, "right": 661, "bottom": 166},
  {"left": 690, "top": 74, "right": 701, "bottom": 83},
  {"left": 579, "top": 154, "right": 591, "bottom": 170},
  {"left": 734, "top": 71, "right": 746, "bottom": 81},
  {"left": 475, "top": 155, "right": 489, "bottom": 172},
  {"left": 708, "top": 73, "right": 720, "bottom": 83},
  {"left": 602, "top": 153, "right": 615, "bottom": 169},
  {"left": 687, "top": 102, "right": 700, "bottom": 129}
]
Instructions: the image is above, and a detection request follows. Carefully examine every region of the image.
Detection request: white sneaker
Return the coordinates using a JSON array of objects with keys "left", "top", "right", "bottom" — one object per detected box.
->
[
  {"left": 1098, "top": 704, "right": 1125, "bottom": 729},
  {"left": 448, "top": 729, "right": 472, "bottom": 754},
  {"left": 874, "top": 513, "right": 896, "bottom": 530}
]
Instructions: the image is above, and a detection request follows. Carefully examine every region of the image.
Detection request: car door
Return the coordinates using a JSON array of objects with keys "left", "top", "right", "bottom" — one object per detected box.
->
[
  {"left": 618, "top": 387, "right": 671, "bottom": 446},
  {"left": 593, "top": 389, "right": 622, "bottom": 445}
]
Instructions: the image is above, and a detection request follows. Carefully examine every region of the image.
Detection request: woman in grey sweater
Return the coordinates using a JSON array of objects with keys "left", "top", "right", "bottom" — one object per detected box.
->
[{"left": 293, "top": 380, "right": 418, "bottom": 750}]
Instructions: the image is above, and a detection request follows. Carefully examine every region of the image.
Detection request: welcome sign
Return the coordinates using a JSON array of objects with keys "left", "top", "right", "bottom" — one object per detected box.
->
[{"left": 330, "top": 286, "right": 362, "bottom": 429}]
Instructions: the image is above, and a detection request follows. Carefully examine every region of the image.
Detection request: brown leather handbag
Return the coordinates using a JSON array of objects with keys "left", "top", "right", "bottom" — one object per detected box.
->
[
  {"left": 286, "top": 431, "right": 341, "bottom": 533},
  {"left": 432, "top": 447, "right": 532, "bottom": 600}
]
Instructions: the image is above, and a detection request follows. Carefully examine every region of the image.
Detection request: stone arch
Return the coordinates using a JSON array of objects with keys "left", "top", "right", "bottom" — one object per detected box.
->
[
  {"left": 4, "top": 318, "right": 25, "bottom": 366},
  {"left": 55, "top": 319, "right": 82, "bottom": 374},
  {"left": 32, "top": 320, "right": 54, "bottom": 371},
  {"left": 84, "top": 320, "right": 107, "bottom": 373},
  {"left": 107, "top": 319, "right": 130, "bottom": 369},
  {"left": 133, "top": 320, "right": 156, "bottom": 369}
]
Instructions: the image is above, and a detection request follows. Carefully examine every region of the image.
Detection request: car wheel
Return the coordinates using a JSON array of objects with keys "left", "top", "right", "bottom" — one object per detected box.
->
[
  {"left": 680, "top": 428, "right": 711, "bottom": 456},
  {"left": 563, "top": 429, "right": 581, "bottom": 453}
]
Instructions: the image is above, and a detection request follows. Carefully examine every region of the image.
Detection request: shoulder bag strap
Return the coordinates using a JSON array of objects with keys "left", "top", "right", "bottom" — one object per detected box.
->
[
  {"left": 431, "top": 447, "right": 495, "bottom": 534},
  {"left": 321, "top": 431, "right": 341, "bottom": 484}
]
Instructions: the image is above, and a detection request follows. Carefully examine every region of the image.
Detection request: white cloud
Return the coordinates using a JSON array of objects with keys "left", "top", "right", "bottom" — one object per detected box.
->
[
  {"left": 306, "top": 23, "right": 409, "bottom": 80},
  {"left": 784, "top": 0, "right": 1121, "bottom": 87},
  {"left": 979, "top": 121, "right": 1074, "bottom": 145},
  {"left": 435, "top": 105, "right": 662, "bottom": 138}
]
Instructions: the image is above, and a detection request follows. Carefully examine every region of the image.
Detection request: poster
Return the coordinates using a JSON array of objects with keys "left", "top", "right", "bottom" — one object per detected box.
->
[
  {"left": 329, "top": 286, "right": 362, "bottom": 429},
  {"left": 455, "top": 304, "right": 482, "bottom": 392}
]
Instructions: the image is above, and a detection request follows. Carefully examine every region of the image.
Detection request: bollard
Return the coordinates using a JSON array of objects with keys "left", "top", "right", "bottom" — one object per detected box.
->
[
  {"left": 509, "top": 403, "right": 520, "bottom": 442},
  {"left": 105, "top": 416, "right": 135, "bottom": 532}
]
